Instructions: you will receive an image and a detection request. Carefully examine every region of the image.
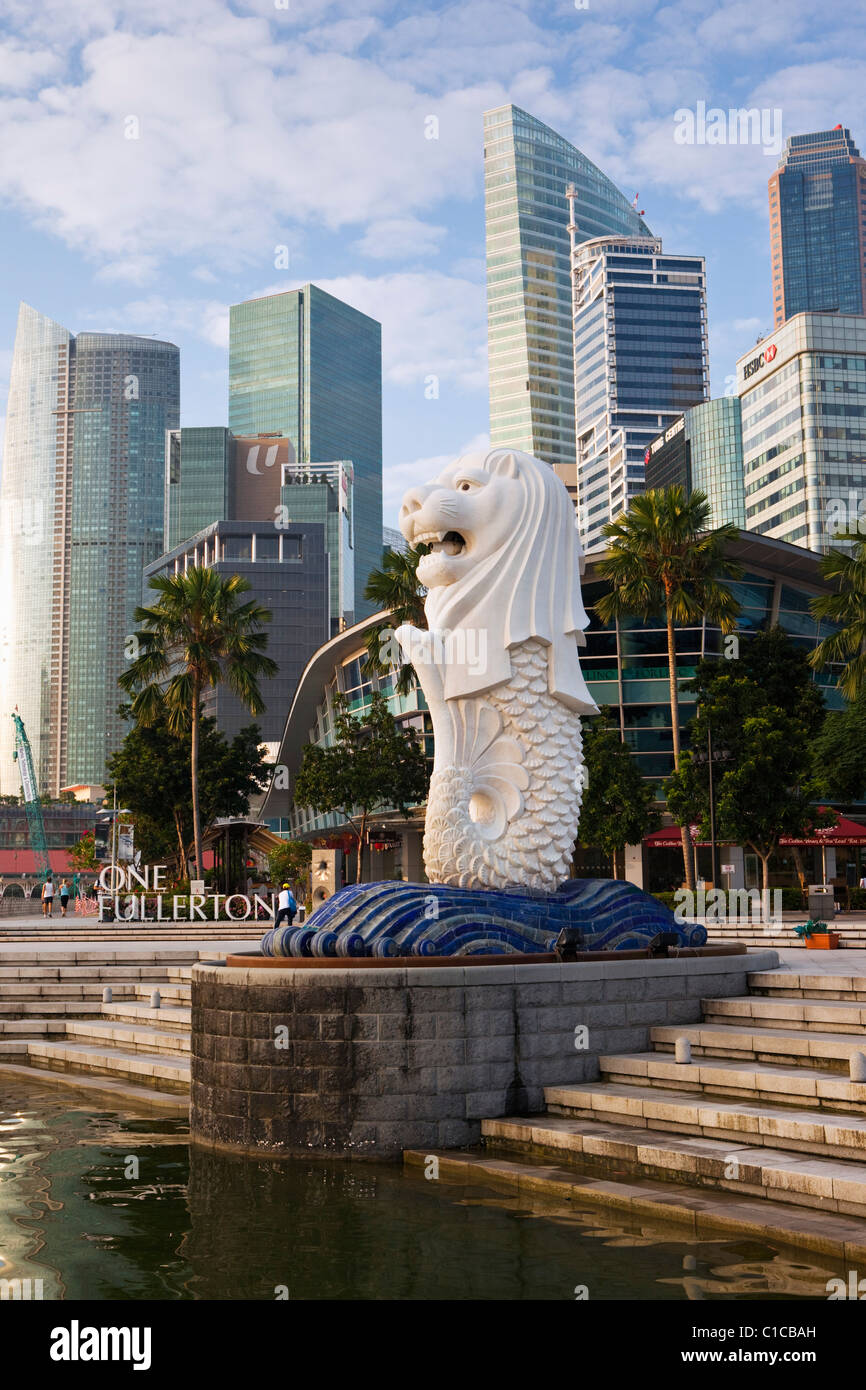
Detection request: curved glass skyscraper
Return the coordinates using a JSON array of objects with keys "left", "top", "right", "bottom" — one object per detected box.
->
[
  {"left": 0, "top": 304, "right": 179, "bottom": 795},
  {"left": 484, "top": 104, "right": 650, "bottom": 494}
]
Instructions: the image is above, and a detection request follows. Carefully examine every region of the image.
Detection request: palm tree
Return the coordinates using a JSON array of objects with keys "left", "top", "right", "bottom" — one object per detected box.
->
[
  {"left": 119, "top": 567, "right": 277, "bottom": 878},
  {"left": 362, "top": 544, "right": 428, "bottom": 695},
  {"left": 809, "top": 542, "right": 866, "bottom": 700},
  {"left": 596, "top": 487, "right": 742, "bottom": 893}
]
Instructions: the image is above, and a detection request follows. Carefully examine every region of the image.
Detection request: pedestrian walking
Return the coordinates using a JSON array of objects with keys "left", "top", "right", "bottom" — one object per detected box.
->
[
  {"left": 41, "top": 877, "right": 55, "bottom": 918},
  {"left": 274, "top": 883, "right": 297, "bottom": 930},
  {"left": 58, "top": 879, "right": 70, "bottom": 917}
]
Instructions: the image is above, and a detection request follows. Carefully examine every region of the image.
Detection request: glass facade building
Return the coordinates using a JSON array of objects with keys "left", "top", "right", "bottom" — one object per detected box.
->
[
  {"left": 737, "top": 313, "right": 866, "bottom": 552},
  {"left": 165, "top": 427, "right": 233, "bottom": 551},
  {"left": 645, "top": 397, "right": 745, "bottom": 528},
  {"left": 280, "top": 462, "right": 355, "bottom": 635},
  {"left": 0, "top": 304, "right": 179, "bottom": 795},
  {"left": 770, "top": 128, "right": 866, "bottom": 330},
  {"left": 228, "top": 286, "right": 382, "bottom": 619},
  {"left": 572, "top": 234, "right": 709, "bottom": 551},
  {"left": 144, "top": 520, "right": 329, "bottom": 750},
  {"left": 484, "top": 105, "right": 650, "bottom": 495}
]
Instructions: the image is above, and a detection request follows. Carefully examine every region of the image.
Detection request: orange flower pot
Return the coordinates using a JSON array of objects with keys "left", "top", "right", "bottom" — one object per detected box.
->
[{"left": 805, "top": 932, "right": 840, "bottom": 950}]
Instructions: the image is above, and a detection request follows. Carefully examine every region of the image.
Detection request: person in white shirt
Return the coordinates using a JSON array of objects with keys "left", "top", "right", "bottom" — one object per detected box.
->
[
  {"left": 41, "top": 878, "right": 55, "bottom": 918},
  {"left": 274, "top": 883, "right": 297, "bottom": 929}
]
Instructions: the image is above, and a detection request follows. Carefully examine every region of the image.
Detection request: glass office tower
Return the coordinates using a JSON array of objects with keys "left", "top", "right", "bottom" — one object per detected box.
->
[
  {"left": 645, "top": 397, "right": 745, "bottom": 528},
  {"left": 229, "top": 285, "right": 382, "bottom": 618},
  {"left": 0, "top": 304, "right": 179, "bottom": 794},
  {"left": 165, "top": 427, "right": 233, "bottom": 551},
  {"left": 280, "top": 461, "right": 355, "bottom": 635},
  {"left": 484, "top": 104, "right": 650, "bottom": 495},
  {"left": 571, "top": 234, "right": 708, "bottom": 550},
  {"left": 769, "top": 128, "right": 866, "bottom": 329}
]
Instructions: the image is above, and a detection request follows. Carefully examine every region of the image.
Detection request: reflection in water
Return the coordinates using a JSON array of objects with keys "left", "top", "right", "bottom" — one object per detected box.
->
[{"left": 0, "top": 1079, "right": 845, "bottom": 1300}]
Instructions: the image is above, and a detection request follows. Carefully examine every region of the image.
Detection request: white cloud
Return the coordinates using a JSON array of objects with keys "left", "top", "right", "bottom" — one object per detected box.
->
[
  {"left": 353, "top": 217, "right": 446, "bottom": 261},
  {"left": 94, "top": 268, "right": 489, "bottom": 389}
]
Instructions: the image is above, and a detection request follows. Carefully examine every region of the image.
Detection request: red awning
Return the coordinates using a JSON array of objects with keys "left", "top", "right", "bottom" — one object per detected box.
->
[
  {"left": 779, "top": 812, "right": 866, "bottom": 847},
  {"left": 0, "top": 850, "right": 76, "bottom": 875},
  {"left": 645, "top": 811, "right": 866, "bottom": 849}
]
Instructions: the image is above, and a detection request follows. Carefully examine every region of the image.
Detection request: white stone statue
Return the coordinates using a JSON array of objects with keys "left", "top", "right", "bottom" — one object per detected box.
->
[{"left": 396, "top": 447, "right": 599, "bottom": 894}]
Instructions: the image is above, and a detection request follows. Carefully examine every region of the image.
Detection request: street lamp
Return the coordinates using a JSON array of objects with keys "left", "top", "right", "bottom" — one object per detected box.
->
[{"left": 690, "top": 715, "right": 733, "bottom": 889}]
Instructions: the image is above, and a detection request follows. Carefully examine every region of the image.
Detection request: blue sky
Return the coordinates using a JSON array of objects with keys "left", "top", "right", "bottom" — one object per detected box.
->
[{"left": 0, "top": 0, "right": 864, "bottom": 523}]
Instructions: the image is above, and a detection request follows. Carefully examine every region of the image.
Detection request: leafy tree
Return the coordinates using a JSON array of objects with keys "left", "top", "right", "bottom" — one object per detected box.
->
[
  {"left": 667, "top": 628, "right": 829, "bottom": 895},
  {"left": 294, "top": 691, "right": 428, "bottom": 883},
  {"left": 577, "top": 709, "right": 659, "bottom": 875},
  {"left": 106, "top": 704, "right": 269, "bottom": 870},
  {"left": 596, "top": 487, "right": 742, "bottom": 891},
  {"left": 810, "top": 541, "right": 866, "bottom": 699},
  {"left": 362, "top": 545, "right": 428, "bottom": 695},
  {"left": 119, "top": 567, "right": 277, "bottom": 875},
  {"left": 812, "top": 690, "right": 866, "bottom": 802},
  {"left": 714, "top": 711, "right": 826, "bottom": 895},
  {"left": 267, "top": 840, "right": 313, "bottom": 900},
  {"left": 68, "top": 831, "right": 99, "bottom": 875},
  {"left": 687, "top": 625, "right": 825, "bottom": 737}
]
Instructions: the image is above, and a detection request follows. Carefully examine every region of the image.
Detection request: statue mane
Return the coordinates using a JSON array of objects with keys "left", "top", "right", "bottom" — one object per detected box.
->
[{"left": 423, "top": 448, "right": 598, "bottom": 713}]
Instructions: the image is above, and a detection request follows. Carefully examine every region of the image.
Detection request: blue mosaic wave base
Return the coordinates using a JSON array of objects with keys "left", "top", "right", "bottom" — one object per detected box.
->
[{"left": 260, "top": 878, "right": 706, "bottom": 958}]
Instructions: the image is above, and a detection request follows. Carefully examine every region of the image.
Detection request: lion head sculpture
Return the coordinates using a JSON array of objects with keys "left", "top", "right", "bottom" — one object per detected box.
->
[{"left": 398, "top": 447, "right": 599, "bottom": 713}]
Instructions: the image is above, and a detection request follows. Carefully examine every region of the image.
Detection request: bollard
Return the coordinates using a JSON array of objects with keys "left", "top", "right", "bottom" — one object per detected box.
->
[
  {"left": 675, "top": 1037, "right": 692, "bottom": 1064},
  {"left": 150, "top": 989, "right": 161, "bottom": 1010},
  {"left": 850, "top": 1051, "right": 866, "bottom": 1082},
  {"left": 102, "top": 986, "right": 112, "bottom": 1004}
]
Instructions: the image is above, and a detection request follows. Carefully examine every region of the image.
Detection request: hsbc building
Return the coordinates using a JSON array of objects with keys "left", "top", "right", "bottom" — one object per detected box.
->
[{"left": 737, "top": 312, "right": 866, "bottom": 553}]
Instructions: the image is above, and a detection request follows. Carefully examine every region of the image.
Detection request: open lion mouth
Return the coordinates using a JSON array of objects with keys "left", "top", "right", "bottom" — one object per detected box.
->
[{"left": 415, "top": 529, "right": 466, "bottom": 557}]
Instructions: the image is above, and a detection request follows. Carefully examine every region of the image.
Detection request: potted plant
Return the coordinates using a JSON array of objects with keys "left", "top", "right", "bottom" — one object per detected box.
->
[{"left": 793, "top": 919, "right": 841, "bottom": 950}]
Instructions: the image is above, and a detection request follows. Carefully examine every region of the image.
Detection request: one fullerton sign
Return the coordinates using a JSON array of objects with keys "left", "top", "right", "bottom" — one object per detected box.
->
[{"left": 97, "top": 863, "right": 269, "bottom": 922}]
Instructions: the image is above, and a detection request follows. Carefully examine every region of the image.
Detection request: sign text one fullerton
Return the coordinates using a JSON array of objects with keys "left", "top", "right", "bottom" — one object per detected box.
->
[{"left": 97, "top": 863, "right": 269, "bottom": 921}]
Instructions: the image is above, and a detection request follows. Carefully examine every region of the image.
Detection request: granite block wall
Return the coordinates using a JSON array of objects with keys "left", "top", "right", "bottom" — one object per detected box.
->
[{"left": 190, "top": 951, "right": 779, "bottom": 1158}]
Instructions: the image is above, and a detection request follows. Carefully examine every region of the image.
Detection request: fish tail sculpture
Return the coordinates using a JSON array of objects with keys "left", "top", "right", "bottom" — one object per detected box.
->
[{"left": 396, "top": 447, "right": 599, "bottom": 894}]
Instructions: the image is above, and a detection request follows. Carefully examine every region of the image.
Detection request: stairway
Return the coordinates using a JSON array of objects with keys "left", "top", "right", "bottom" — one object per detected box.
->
[
  {"left": 0, "top": 951, "right": 200, "bottom": 1114},
  {"left": 405, "top": 965, "right": 866, "bottom": 1260},
  {"left": 701, "top": 919, "right": 866, "bottom": 949}
]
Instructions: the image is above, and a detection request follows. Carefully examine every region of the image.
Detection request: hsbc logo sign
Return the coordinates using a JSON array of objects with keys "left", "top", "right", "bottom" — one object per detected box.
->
[{"left": 742, "top": 342, "right": 778, "bottom": 380}]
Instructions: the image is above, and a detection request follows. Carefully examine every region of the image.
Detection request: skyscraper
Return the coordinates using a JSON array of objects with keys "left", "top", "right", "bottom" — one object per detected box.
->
[
  {"left": 0, "top": 304, "right": 179, "bottom": 794},
  {"left": 645, "top": 397, "right": 745, "bottom": 530},
  {"left": 228, "top": 285, "right": 382, "bottom": 617},
  {"left": 769, "top": 127, "right": 866, "bottom": 329},
  {"left": 163, "top": 428, "right": 290, "bottom": 552},
  {"left": 571, "top": 233, "right": 708, "bottom": 550},
  {"left": 484, "top": 104, "right": 650, "bottom": 494},
  {"left": 737, "top": 312, "right": 866, "bottom": 553}
]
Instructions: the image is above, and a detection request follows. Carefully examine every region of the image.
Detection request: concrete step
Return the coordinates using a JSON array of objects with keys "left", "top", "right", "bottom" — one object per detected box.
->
[
  {"left": 402, "top": 1148, "right": 866, "bottom": 1262},
  {"left": 544, "top": 1080, "right": 866, "bottom": 1161},
  {"left": 0, "top": 1016, "right": 190, "bottom": 1053},
  {"left": 0, "top": 980, "right": 191, "bottom": 999},
  {"left": 22, "top": 1040, "right": 190, "bottom": 1093},
  {"left": 100, "top": 1002, "right": 191, "bottom": 1028},
  {"left": 482, "top": 1112, "right": 866, "bottom": 1219},
  {"left": 650, "top": 1021, "right": 866, "bottom": 1072},
  {"left": 748, "top": 971, "right": 866, "bottom": 1001},
  {"left": 0, "top": 965, "right": 194, "bottom": 981},
  {"left": 704, "top": 994, "right": 866, "bottom": 1033},
  {"left": 597, "top": 1050, "right": 866, "bottom": 1112},
  {"left": 0, "top": 1060, "right": 188, "bottom": 1113}
]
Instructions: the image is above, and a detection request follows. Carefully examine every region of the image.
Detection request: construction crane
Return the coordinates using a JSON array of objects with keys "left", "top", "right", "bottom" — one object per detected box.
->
[{"left": 11, "top": 710, "right": 51, "bottom": 884}]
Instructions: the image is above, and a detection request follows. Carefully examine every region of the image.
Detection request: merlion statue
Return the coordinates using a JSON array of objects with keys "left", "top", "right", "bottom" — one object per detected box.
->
[{"left": 395, "top": 447, "right": 599, "bottom": 894}]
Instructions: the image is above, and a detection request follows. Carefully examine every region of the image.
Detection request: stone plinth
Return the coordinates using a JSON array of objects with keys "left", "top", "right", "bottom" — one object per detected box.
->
[{"left": 190, "top": 950, "right": 779, "bottom": 1158}]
